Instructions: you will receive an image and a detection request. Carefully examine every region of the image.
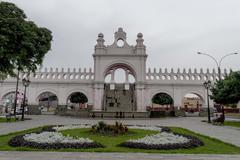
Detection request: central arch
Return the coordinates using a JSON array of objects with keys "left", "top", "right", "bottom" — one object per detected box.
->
[{"left": 103, "top": 62, "right": 137, "bottom": 112}]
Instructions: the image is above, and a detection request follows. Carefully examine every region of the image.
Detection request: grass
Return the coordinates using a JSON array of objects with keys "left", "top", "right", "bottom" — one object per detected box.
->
[
  {"left": 224, "top": 121, "right": 240, "bottom": 128},
  {"left": 0, "top": 117, "right": 20, "bottom": 123},
  {"left": 0, "top": 126, "right": 239, "bottom": 154}
]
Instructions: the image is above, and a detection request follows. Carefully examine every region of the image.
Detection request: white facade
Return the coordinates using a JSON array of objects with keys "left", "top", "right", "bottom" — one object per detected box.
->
[{"left": 0, "top": 28, "right": 227, "bottom": 111}]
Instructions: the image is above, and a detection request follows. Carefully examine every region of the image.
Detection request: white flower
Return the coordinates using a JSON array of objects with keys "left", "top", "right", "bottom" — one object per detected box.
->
[
  {"left": 128, "top": 125, "right": 162, "bottom": 132},
  {"left": 23, "top": 132, "right": 93, "bottom": 144},
  {"left": 127, "top": 132, "right": 190, "bottom": 145}
]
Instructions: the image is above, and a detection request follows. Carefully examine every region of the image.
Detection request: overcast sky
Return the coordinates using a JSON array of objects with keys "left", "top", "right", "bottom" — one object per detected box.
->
[{"left": 6, "top": 0, "right": 240, "bottom": 72}]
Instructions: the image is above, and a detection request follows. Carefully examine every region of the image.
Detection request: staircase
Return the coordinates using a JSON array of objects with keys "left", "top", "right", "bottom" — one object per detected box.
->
[{"left": 103, "top": 84, "right": 136, "bottom": 112}]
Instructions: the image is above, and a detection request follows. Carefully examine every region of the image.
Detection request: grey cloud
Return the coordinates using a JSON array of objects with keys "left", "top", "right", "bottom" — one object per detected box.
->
[{"left": 6, "top": 0, "right": 240, "bottom": 71}]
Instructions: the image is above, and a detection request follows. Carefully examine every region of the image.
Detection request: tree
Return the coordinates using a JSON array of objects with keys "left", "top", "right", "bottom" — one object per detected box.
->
[
  {"left": 152, "top": 93, "right": 173, "bottom": 105},
  {"left": 210, "top": 71, "right": 240, "bottom": 105},
  {"left": 70, "top": 92, "right": 88, "bottom": 104},
  {"left": 0, "top": 2, "right": 52, "bottom": 79}
]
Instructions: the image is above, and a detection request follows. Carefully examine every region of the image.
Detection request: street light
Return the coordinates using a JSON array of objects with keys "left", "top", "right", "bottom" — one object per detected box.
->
[
  {"left": 203, "top": 80, "right": 211, "bottom": 123},
  {"left": 21, "top": 77, "right": 30, "bottom": 121},
  {"left": 197, "top": 52, "right": 238, "bottom": 118},
  {"left": 197, "top": 52, "right": 238, "bottom": 80}
]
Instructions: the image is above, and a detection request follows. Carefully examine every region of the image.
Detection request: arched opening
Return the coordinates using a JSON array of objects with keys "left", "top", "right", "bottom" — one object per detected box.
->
[
  {"left": 181, "top": 93, "right": 203, "bottom": 113},
  {"left": 104, "top": 74, "right": 111, "bottom": 83},
  {"left": 151, "top": 92, "right": 174, "bottom": 117},
  {"left": 152, "top": 93, "right": 174, "bottom": 109},
  {"left": 38, "top": 92, "right": 58, "bottom": 113},
  {"left": 116, "top": 39, "right": 124, "bottom": 47},
  {"left": 67, "top": 92, "right": 88, "bottom": 110},
  {"left": 1, "top": 91, "right": 25, "bottom": 114},
  {"left": 128, "top": 74, "right": 136, "bottom": 83}
]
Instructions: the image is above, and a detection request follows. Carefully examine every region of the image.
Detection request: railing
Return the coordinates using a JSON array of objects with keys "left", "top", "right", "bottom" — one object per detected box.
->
[
  {"left": 5, "top": 68, "right": 94, "bottom": 81},
  {"left": 3, "top": 67, "right": 231, "bottom": 82},
  {"left": 146, "top": 68, "right": 230, "bottom": 81}
]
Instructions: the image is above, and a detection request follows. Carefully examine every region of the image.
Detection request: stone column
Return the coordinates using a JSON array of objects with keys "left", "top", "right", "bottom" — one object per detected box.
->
[
  {"left": 111, "top": 70, "right": 115, "bottom": 82},
  {"left": 125, "top": 70, "right": 130, "bottom": 90},
  {"left": 110, "top": 70, "right": 115, "bottom": 90},
  {"left": 125, "top": 70, "right": 129, "bottom": 82},
  {"left": 136, "top": 84, "right": 145, "bottom": 112},
  {"left": 93, "top": 83, "right": 104, "bottom": 111}
]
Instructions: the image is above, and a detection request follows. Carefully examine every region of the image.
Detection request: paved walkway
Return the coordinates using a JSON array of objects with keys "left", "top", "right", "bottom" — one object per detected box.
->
[
  {"left": 0, "top": 115, "right": 239, "bottom": 147},
  {"left": 0, "top": 152, "right": 240, "bottom": 160}
]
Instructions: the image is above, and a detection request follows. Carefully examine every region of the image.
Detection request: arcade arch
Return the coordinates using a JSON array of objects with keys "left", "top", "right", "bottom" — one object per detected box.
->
[
  {"left": 151, "top": 92, "right": 174, "bottom": 110},
  {"left": 66, "top": 92, "right": 88, "bottom": 110},
  {"left": 1, "top": 91, "right": 25, "bottom": 114},
  {"left": 181, "top": 93, "right": 203, "bottom": 113},
  {"left": 37, "top": 92, "right": 58, "bottom": 113}
]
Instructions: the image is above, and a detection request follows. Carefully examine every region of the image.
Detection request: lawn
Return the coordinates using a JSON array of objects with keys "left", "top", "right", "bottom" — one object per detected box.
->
[
  {"left": 0, "top": 117, "right": 19, "bottom": 123},
  {"left": 224, "top": 121, "right": 240, "bottom": 128},
  {"left": 0, "top": 126, "right": 239, "bottom": 154}
]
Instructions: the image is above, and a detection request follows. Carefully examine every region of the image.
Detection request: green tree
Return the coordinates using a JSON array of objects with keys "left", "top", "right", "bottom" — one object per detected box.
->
[
  {"left": 0, "top": 2, "right": 52, "bottom": 79},
  {"left": 210, "top": 71, "right": 240, "bottom": 105},
  {"left": 152, "top": 93, "right": 173, "bottom": 105},
  {"left": 70, "top": 92, "right": 88, "bottom": 104}
]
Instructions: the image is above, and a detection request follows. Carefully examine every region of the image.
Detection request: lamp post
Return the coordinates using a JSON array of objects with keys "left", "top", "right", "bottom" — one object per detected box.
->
[
  {"left": 21, "top": 77, "right": 30, "bottom": 121},
  {"left": 203, "top": 80, "right": 211, "bottom": 123},
  {"left": 197, "top": 52, "right": 238, "bottom": 118},
  {"left": 13, "top": 70, "right": 20, "bottom": 116}
]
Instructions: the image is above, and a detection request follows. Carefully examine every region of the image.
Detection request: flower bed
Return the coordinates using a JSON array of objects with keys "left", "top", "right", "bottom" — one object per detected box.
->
[
  {"left": 8, "top": 131, "right": 103, "bottom": 149},
  {"left": 8, "top": 123, "right": 204, "bottom": 150},
  {"left": 120, "top": 132, "right": 204, "bottom": 150}
]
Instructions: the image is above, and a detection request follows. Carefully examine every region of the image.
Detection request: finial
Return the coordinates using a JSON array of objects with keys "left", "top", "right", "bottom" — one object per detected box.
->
[
  {"left": 118, "top": 27, "right": 123, "bottom": 32},
  {"left": 98, "top": 33, "right": 104, "bottom": 38},
  {"left": 136, "top": 32, "right": 145, "bottom": 48},
  {"left": 95, "top": 33, "right": 105, "bottom": 48},
  {"left": 114, "top": 27, "right": 126, "bottom": 41},
  {"left": 137, "top": 33, "right": 143, "bottom": 38}
]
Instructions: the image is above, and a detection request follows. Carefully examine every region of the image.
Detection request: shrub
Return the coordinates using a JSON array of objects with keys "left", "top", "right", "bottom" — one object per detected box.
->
[{"left": 91, "top": 121, "right": 128, "bottom": 135}]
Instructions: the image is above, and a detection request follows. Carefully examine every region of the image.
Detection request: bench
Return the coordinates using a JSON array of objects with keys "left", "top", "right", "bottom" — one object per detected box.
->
[{"left": 212, "top": 114, "right": 225, "bottom": 125}]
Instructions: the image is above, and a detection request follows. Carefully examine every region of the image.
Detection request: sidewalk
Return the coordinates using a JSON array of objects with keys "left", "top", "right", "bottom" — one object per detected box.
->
[{"left": 0, "top": 152, "right": 240, "bottom": 160}]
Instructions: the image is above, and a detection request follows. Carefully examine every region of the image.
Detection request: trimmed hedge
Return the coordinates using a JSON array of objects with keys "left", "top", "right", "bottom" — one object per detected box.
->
[
  {"left": 120, "top": 133, "right": 204, "bottom": 150},
  {"left": 8, "top": 134, "right": 104, "bottom": 149}
]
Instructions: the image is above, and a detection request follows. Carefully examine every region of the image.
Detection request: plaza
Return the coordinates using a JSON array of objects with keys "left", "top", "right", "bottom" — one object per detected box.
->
[{"left": 1, "top": 1, "right": 240, "bottom": 159}]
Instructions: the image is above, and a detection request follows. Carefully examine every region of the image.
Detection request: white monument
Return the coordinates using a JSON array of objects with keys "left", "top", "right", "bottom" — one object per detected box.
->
[{"left": 0, "top": 28, "right": 226, "bottom": 116}]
